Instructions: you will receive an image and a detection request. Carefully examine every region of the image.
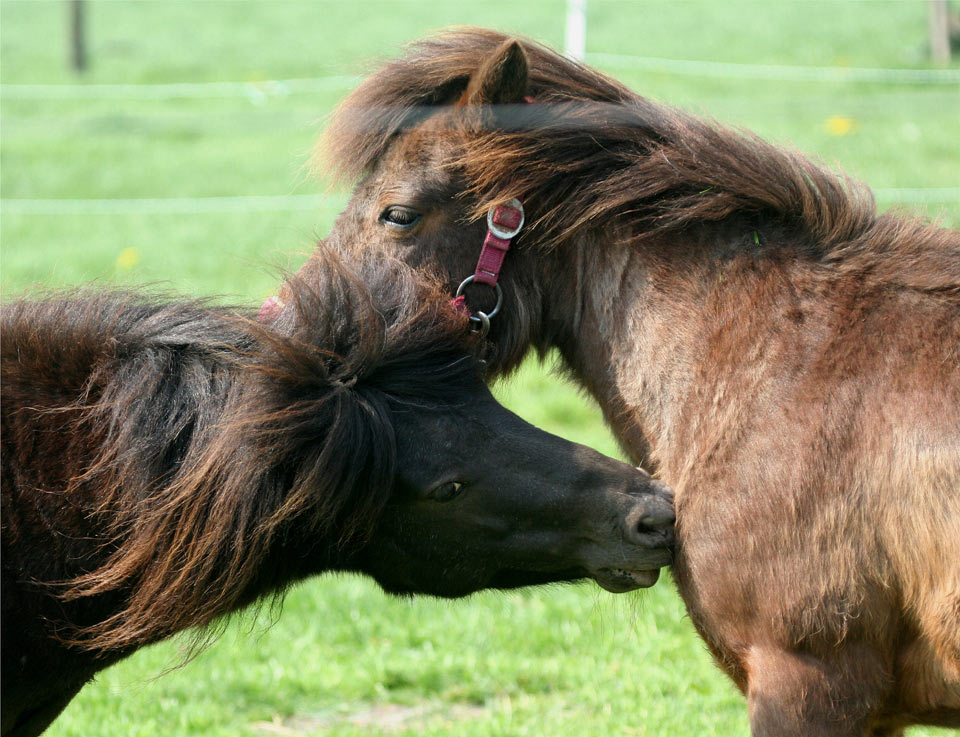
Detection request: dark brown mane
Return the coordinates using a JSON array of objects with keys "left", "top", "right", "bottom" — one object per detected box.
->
[
  {"left": 322, "top": 27, "right": 959, "bottom": 294},
  {"left": 1, "top": 253, "right": 477, "bottom": 651}
]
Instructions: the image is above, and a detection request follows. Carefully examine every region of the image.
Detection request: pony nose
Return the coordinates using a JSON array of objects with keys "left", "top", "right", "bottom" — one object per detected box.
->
[{"left": 623, "top": 487, "right": 675, "bottom": 547}]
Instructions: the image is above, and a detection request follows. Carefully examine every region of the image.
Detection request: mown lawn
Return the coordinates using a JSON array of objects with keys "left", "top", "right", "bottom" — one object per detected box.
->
[{"left": 1, "top": 1, "right": 957, "bottom": 735}]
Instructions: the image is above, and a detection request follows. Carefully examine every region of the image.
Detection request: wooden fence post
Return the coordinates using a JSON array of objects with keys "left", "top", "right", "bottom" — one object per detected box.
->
[{"left": 70, "top": 0, "right": 86, "bottom": 72}]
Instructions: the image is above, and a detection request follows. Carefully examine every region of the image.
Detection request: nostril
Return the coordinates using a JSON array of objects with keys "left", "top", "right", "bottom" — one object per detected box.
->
[
  {"left": 624, "top": 498, "right": 675, "bottom": 545},
  {"left": 635, "top": 519, "right": 661, "bottom": 538}
]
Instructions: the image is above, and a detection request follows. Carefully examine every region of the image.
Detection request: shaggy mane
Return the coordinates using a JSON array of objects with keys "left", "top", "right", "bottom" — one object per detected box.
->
[
  {"left": 1, "top": 253, "right": 477, "bottom": 651},
  {"left": 322, "top": 27, "right": 959, "bottom": 294}
]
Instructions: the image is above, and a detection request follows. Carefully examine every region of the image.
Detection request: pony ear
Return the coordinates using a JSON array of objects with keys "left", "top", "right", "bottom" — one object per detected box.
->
[{"left": 463, "top": 39, "right": 529, "bottom": 107}]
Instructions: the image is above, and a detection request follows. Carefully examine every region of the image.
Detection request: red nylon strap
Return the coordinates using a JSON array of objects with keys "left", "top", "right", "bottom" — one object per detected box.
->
[
  {"left": 258, "top": 295, "right": 284, "bottom": 322},
  {"left": 473, "top": 232, "right": 511, "bottom": 286},
  {"left": 449, "top": 294, "right": 469, "bottom": 314},
  {"left": 473, "top": 203, "right": 524, "bottom": 286}
]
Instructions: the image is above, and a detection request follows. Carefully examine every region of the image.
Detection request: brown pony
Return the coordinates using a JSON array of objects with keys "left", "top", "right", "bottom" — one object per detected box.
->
[
  {"left": 297, "top": 28, "right": 960, "bottom": 736},
  {"left": 1, "top": 251, "right": 675, "bottom": 737}
]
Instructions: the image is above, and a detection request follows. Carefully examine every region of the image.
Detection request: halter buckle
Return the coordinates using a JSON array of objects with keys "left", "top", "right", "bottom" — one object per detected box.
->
[{"left": 486, "top": 198, "right": 525, "bottom": 240}]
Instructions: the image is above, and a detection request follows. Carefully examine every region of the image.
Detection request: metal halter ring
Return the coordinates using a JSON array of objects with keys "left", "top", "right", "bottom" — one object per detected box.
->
[
  {"left": 455, "top": 275, "right": 503, "bottom": 338},
  {"left": 486, "top": 198, "right": 525, "bottom": 240},
  {"left": 455, "top": 275, "right": 503, "bottom": 320},
  {"left": 468, "top": 310, "right": 491, "bottom": 338}
]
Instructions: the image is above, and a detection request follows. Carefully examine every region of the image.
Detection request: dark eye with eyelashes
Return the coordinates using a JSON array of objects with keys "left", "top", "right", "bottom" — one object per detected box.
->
[
  {"left": 379, "top": 206, "right": 422, "bottom": 228},
  {"left": 428, "top": 481, "right": 464, "bottom": 503}
]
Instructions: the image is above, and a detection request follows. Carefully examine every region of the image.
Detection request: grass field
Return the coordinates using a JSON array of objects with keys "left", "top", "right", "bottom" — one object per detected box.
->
[{"left": 2, "top": 1, "right": 958, "bottom": 735}]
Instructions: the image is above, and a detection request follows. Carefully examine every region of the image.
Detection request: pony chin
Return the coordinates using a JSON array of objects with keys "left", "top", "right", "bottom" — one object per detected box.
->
[
  {"left": 592, "top": 568, "right": 660, "bottom": 593},
  {"left": 372, "top": 567, "right": 587, "bottom": 599}
]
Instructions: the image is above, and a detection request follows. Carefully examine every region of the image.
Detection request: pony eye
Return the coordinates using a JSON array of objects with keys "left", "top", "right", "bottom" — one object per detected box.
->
[
  {"left": 379, "top": 206, "right": 421, "bottom": 228},
  {"left": 429, "top": 481, "right": 464, "bottom": 503}
]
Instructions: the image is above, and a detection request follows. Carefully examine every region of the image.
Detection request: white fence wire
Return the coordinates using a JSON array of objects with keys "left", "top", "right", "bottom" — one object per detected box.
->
[
  {"left": 2, "top": 57, "right": 958, "bottom": 102},
  {"left": 0, "top": 195, "right": 329, "bottom": 215},
  {"left": 586, "top": 53, "right": 960, "bottom": 85},
  {"left": 0, "top": 76, "right": 360, "bottom": 101}
]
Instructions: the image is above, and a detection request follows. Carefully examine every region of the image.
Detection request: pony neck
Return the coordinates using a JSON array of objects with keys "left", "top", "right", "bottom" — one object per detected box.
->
[{"left": 544, "top": 228, "right": 807, "bottom": 477}]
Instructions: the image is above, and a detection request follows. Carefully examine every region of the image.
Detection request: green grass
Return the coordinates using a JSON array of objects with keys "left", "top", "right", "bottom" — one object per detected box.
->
[
  {"left": 1, "top": 1, "right": 957, "bottom": 735},
  {"left": 41, "top": 575, "right": 750, "bottom": 737}
]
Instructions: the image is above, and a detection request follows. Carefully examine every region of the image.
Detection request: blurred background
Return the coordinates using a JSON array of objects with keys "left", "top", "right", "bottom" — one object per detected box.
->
[{"left": 2, "top": 2, "right": 958, "bottom": 735}]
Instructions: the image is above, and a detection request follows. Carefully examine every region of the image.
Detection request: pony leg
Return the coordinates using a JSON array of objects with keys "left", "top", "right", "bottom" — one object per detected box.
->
[{"left": 746, "top": 645, "right": 890, "bottom": 737}]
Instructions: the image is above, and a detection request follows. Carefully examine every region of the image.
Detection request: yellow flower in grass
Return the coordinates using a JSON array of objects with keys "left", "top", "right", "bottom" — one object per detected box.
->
[
  {"left": 825, "top": 116, "right": 858, "bottom": 137},
  {"left": 116, "top": 247, "right": 140, "bottom": 271}
]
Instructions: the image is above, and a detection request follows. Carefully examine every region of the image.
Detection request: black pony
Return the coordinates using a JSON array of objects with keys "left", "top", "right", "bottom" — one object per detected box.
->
[{"left": 1, "top": 251, "right": 674, "bottom": 737}]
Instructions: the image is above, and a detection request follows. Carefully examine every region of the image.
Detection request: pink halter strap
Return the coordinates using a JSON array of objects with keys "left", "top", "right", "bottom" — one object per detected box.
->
[
  {"left": 473, "top": 198, "right": 524, "bottom": 286},
  {"left": 452, "top": 198, "right": 524, "bottom": 337}
]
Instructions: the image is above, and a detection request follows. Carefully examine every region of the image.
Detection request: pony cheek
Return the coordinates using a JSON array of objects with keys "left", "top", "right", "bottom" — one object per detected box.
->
[
  {"left": 357, "top": 540, "right": 481, "bottom": 598},
  {"left": 391, "top": 232, "right": 474, "bottom": 284}
]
